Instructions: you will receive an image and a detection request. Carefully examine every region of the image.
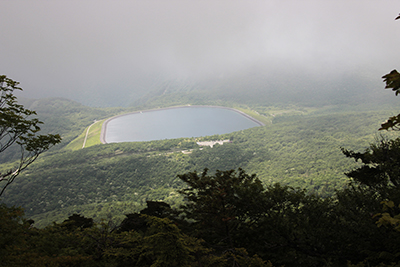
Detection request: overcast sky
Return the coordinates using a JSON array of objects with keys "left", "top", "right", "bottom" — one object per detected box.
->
[{"left": 1, "top": 0, "right": 400, "bottom": 106}]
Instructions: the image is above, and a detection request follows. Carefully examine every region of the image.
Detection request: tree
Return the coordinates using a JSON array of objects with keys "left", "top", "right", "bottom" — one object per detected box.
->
[
  {"left": 0, "top": 75, "right": 61, "bottom": 197},
  {"left": 0, "top": 204, "right": 28, "bottom": 266},
  {"left": 336, "top": 14, "right": 400, "bottom": 265},
  {"left": 176, "top": 168, "right": 266, "bottom": 250},
  {"left": 379, "top": 70, "right": 400, "bottom": 131},
  {"left": 111, "top": 202, "right": 272, "bottom": 266},
  {"left": 62, "top": 213, "right": 94, "bottom": 231},
  {"left": 341, "top": 137, "right": 400, "bottom": 198},
  {"left": 176, "top": 169, "right": 351, "bottom": 266},
  {"left": 341, "top": 12, "right": 400, "bottom": 195},
  {"left": 379, "top": 14, "right": 400, "bottom": 131}
]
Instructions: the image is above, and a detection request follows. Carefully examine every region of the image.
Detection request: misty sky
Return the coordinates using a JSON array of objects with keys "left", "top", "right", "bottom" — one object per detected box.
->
[{"left": 1, "top": 0, "right": 400, "bottom": 106}]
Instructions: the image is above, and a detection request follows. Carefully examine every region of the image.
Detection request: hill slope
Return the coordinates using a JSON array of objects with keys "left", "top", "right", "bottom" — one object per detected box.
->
[{"left": 1, "top": 101, "right": 397, "bottom": 227}]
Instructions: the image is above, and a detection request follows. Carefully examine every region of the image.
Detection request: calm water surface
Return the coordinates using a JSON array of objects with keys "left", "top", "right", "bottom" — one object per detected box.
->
[{"left": 104, "top": 106, "right": 262, "bottom": 143}]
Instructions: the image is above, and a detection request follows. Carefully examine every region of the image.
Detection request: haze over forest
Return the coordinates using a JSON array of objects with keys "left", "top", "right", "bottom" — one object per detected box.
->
[{"left": 2, "top": 0, "right": 400, "bottom": 107}]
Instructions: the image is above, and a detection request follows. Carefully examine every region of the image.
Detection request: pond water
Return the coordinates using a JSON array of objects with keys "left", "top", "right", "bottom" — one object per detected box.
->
[{"left": 102, "top": 106, "right": 263, "bottom": 143}]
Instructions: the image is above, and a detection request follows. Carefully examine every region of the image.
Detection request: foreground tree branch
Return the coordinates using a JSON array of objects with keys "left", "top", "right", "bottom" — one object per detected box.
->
[{"left": 0, "top": 75, "right": 61, "bottom": 197}]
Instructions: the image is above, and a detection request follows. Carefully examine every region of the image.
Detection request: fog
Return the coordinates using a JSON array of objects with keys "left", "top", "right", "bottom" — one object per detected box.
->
[{"left": 1, "top": 0, "right": 400, "bottom": 106}]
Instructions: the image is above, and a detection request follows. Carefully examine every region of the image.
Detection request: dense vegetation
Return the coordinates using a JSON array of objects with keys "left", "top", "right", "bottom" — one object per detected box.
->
[
  {"left": 1, "top": 69, "right": 400, "bottom": 265},
  {"left": 3, "top": 160, "right": 400, "bottom": 266},
  {"left": 0, "top": 98, "right": 397, "bottom": 228}
]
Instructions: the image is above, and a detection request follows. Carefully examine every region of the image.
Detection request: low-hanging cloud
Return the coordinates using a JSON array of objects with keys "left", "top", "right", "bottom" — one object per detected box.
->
[{"left": 1, "top": 0, "right": 399, "bottom": 106}]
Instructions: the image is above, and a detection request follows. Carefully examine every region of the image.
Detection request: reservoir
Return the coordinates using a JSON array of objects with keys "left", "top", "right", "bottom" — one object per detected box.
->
[{"left": 102, "top": 106, "right": 263, "bottom": 143}]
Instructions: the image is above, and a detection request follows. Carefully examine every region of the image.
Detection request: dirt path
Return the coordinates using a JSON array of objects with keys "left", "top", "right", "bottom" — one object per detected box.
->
[{"left": 82, "top": 120, "right": 98, "bottom": 148}]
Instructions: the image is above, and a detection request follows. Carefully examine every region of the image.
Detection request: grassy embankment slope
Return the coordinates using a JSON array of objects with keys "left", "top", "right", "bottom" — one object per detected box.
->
[{"left": 65, "top": 120, "right": 104, "bottom": 150}]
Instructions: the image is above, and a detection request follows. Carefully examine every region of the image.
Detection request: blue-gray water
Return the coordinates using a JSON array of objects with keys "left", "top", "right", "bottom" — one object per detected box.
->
[{"left": 104, "top": 106, "right": 262, "bottom": 143}]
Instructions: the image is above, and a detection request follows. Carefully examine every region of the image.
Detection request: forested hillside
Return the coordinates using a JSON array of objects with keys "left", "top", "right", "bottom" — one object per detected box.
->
[
  {"left": 1, "top": 97, "right": 397, "bottom": 227},
  {"left": 1, "top": 92, "right": 400, "bottom": 266}
]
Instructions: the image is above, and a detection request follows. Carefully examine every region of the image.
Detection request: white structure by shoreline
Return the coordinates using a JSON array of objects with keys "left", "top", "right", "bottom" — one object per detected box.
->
[{"left": 196, "top": 140, "right": 231, "bottom": 148}]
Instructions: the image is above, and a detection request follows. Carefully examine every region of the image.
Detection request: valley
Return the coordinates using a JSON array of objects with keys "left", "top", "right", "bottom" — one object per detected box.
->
[{"left": 1, "top": 97, "right": 397, "bottom": 227}]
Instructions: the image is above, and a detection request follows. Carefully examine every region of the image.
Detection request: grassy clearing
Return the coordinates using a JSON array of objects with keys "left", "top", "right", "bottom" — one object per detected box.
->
[
  {"left": 235, "top": 107, "right": 272, "bottom": 125},
  {"left": 84, "top": 120, "right": 103, "bottom": 147},
  {"left": 65, "top": 120, "right": 104, "bottom": 150}
]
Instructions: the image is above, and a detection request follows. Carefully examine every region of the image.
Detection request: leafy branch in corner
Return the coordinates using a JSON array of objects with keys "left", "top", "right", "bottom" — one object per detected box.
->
[{"left": 0, "top": 75, "right": 61, "bottom": 197}]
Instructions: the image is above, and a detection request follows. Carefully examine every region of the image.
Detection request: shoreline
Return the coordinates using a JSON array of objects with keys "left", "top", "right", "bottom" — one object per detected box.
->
[{"left": 100, "top": 105, "right": 265, "bottom": 144}]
